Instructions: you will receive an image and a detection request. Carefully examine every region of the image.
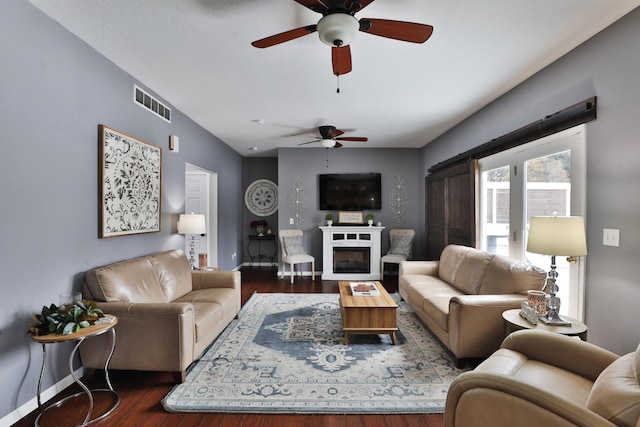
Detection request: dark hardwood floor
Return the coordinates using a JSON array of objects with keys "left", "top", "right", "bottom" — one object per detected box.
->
[{"left": 13, "top": 266, "right": 445, "bottom": 427}]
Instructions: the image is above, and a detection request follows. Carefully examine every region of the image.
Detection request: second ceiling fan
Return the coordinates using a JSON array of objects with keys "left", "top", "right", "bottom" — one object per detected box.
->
[
  {"left": 251, "top": 0, "right": 434, "bottom": 76},
  {"left": 298, "top": 125, "right": 367, "bottom": 148}
]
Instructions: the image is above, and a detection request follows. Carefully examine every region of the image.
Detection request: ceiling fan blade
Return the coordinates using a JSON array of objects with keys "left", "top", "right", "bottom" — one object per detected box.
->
[
  {"left": 330, "top": 129, "right": 345, "bottom": 138},
  {"left": 252, "top": 25, "right": 317, "bottom": 48},
  {"left": 359, "top": 18, "right": 434, "bottom": 43},
  {"left": 297, "top": 139, "right": 321, "bottom": 146},
  {"left": 334, "top": 142, "right": 343, "bottom": 148},
  {"left": 336, "top": 136, "right": 368, "bottom": 142},
  {"left": 332, "top": 45, "right": 352, "bottom": 76},
  {"left": 294, "top": 0, "right": 331, "bottom": 14}
]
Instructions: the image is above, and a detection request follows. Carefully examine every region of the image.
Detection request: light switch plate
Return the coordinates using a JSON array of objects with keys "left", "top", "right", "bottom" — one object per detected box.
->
[{"left": 603, "top": 228, "right": 620, "bottom": 247}]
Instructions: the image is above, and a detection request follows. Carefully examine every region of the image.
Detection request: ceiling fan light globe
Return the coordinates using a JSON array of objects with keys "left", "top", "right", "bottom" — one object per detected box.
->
[
  {"left": 320, "top": 139, "right": 336, "bottom": 148},
  {"left": 317, "top": 13, "right": 359, "bottom": 47}
]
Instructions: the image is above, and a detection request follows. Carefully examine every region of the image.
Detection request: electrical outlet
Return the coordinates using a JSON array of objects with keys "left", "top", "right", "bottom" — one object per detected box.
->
[
  {"left": 289, "top": 218, "right": 294, "bottom": 225},
  {"left": 231, "top": 252, "right": 237, "bottom": 260},
  {"left": 603, "top": 228, "right": 620, "bottom": 247}
]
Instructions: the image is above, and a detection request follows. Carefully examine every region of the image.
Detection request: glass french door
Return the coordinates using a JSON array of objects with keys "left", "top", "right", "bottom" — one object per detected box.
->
[{"left": 478, "top": 125, "right": 586, "bottom": 320}]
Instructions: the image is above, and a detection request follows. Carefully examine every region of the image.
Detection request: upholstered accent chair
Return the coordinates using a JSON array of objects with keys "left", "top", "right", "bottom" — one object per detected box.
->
[
  {"left": 445, "top": 329, "right": 640, "bottom": 427},
  {"left": 278, "top": 229, "right": 315, "bottom": 284},
  {"left": 380, "top": 229, "right": 415, "bottom": 278}
]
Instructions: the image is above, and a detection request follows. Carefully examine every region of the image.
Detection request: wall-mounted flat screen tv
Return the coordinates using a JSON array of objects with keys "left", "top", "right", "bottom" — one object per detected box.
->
[{"left": 319, "top": 173, "right": 382, "bottom": 211}]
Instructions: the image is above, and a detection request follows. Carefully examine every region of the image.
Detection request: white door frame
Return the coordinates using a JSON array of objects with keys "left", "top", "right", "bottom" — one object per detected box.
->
[{"left": 185, "top": 163, "right": 218, "bottom": 268}]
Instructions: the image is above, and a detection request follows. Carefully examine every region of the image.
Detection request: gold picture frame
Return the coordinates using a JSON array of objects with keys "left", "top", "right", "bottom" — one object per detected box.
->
[
  {"left": 99, "top": 124, "right": 162, "bottom": 238},
  {"left": 338, "top": 211, "right": 364, "bottom": 224}
]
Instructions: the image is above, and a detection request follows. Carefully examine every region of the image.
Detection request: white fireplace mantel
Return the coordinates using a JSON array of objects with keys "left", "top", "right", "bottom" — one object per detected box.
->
[{"left": 319, "top": 226, "right": 385, "bottom": 280}]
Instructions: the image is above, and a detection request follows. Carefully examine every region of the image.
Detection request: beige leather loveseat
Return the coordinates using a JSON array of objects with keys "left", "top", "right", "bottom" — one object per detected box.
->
[
  {"left": 399, "top": 244, "right": 546, "bottom": 365},
  {"left": 80, "top": 249, "right": 241, "bottom": 382},
  {"left": 445, "top": 330, "right": 640, "bottom": 427}
]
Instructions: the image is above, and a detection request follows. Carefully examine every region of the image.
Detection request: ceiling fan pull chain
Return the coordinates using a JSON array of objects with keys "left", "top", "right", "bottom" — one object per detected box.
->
[{"left": 336, "top": 73, "right": 340, "bottom": 93}]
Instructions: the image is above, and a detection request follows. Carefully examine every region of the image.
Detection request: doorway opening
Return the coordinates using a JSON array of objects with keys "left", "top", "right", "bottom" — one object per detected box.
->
[{"left": 185, "top": 163, "right": 218, "bottom": 268}]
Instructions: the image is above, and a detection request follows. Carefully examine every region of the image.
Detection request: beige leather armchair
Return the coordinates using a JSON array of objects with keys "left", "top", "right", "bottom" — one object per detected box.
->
[{"left": 445, "top": 330, "right": 640, "bottom": 427}]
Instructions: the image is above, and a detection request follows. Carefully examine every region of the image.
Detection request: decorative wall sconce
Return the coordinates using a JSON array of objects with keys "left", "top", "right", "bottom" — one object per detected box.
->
[
  {"left": 287, "top": 176, "right": 307, "bottom": 225},
  {"left": 389, "top": 174, "right": 408, "bottom": 225}
]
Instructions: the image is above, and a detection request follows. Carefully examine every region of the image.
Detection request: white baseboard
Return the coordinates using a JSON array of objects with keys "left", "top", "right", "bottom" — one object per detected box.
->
[{"left": 0, "top": 367, "right": 83, "bottom": 427}]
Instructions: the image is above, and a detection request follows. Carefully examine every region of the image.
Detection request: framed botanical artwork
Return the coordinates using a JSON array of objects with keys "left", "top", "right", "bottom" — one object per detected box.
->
[
  {"left": 99, "top": 124, "right": 161, "bottom": 238},
  {"left": 338, "top": 211, "right": 364, "bottom": 224}
]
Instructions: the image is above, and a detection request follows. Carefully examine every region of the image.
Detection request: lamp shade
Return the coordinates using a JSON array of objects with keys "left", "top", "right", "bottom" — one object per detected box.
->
[
  {"left": 177, "top": 213, "right": 206, "bottom": 235},
  {"left": 527, "top": 216, "right": 587, "bottom": 256}
]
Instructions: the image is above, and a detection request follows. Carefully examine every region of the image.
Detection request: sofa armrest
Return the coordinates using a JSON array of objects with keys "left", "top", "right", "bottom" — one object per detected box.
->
[
  {"left": 399, "top": 260, "right": 439, "bottom": 276},
  {"left": 445, "top": 371, "right": 617, "bottom": 427},
  {"left": 500, "top": 330, "right": 619, "bottom": 381},
  {"left": 79, "top": 301, "right": 196, "bottom": 373},
  {"left": 448, "top": 294, "right": 526, "bottom": 359},
  {"left": 191, "top": 270, "right": 241, "bottom": 290}
]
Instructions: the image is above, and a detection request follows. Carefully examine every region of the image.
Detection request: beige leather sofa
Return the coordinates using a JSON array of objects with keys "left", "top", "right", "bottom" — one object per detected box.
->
[
  {"left": 79, "top": 249, "right": 241, "bottom": 382},
  {"left": 445, "top": 330, "right": 640, "bottom": 427},
  {"left": 399, "top": 244, "right": 546, "bottom": 365}
]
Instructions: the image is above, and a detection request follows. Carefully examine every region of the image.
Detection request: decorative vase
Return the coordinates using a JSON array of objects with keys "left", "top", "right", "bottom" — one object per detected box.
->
[
  {"left": 368, "top": 220, "right": 373, "bottom": 226},
  {"left": 327, "top": 220, "right": 333, "bottom": 226}
]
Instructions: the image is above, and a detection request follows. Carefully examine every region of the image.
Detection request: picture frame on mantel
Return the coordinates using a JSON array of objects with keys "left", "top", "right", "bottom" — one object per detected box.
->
[
  {"left": 338, "top": 211, "right": 364, "bottom": 224},
  {"left": 98, "top": 124, "right": 161, "bottom": 238}
]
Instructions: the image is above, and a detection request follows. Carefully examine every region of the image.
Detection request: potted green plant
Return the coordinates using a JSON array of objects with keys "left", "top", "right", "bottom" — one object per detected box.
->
[
  {"left": 365, "top": 213, "right": 375, "bottom": 226},
  {"left": 28, "top": 300, "right": 104, "bottom": 336},
  {"left": 325, "top": 213, "right": 334, "bottom": 226}
]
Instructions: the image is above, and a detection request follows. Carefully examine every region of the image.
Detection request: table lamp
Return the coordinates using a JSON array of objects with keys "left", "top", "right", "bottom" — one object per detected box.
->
[
  {"left": 526, "top": 215, "right": 587, "bottom": 326},
  {"left": 178, "top": 213, "right": 206, "bottom": 269}
]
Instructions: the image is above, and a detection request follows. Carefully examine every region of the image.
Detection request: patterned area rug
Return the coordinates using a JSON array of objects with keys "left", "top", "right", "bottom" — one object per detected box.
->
[{"left": 162, "top": 293, "right": 468, "bottom": 414}]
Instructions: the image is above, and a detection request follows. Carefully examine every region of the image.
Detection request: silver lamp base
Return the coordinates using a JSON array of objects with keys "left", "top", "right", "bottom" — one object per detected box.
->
[{"left": 539, "top": 312, "right": 571, "bottom": 326}]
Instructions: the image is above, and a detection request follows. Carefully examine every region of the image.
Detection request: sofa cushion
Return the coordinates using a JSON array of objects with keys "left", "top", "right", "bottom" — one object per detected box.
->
[
  {"left": 150, "top": 250, "right": 194, "bottom": 301},
  {"left": 388, "top": 235, "right": 412, "bottom": 256},
  {"left": 403, "top": 275, "right": 464, "bottom": 332},
  {"left": 478, "top": 253, "right": 547, "bottom": 295},
  {"left": 586, "top": 350, "right": 640, "bottom": 427},
  {"left": 439, "top": 245, "right": 493, "bottom": 294},
  {"left": 85, "top": 249, "right": 192, "bottom": 303}
]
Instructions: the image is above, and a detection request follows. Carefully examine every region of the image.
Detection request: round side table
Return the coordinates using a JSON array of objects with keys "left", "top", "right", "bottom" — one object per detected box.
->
[
  {"left": 31, "top": 314, "right": 120, "bottom": 426},
  {"left": 502, "top": 309, "right": 588, "bottom": 341}
]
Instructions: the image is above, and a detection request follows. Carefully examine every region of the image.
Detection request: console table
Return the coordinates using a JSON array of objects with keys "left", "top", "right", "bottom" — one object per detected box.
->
[
  {"left": 31, "top": 315, "right": 120, "bottom": 426},
  {"left": 247, "top": 234, "right": 277, "bottom": 266}
]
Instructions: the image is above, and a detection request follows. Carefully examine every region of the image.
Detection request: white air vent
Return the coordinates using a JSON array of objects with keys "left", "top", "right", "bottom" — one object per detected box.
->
[{"left": 134, "top": 85, "right": 171, "bottom": 123}]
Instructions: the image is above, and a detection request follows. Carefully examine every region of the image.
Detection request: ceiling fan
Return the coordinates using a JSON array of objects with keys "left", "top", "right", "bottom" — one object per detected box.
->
[
  {"left": 297, "top": 125, "right": 368, "bottom": 148},
  {"left": 251, "top": 0, "right": 434, "bottom": 76}
]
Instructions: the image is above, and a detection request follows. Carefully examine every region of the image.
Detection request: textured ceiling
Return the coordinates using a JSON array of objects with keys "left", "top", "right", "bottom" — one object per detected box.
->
[{"left": 28, "top": 0, "right": 640, "bottom": 156}]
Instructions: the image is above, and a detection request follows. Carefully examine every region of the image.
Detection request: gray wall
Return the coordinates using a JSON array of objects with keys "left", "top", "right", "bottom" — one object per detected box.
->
[
  {"left": 277, "top": 148, "right": 424, "bottom": 269},
  {"left": 0, "top": 0, "right": 243, "bottom": 420},
  {"left": 421, "top": 7, "right": 640, "bottom": 355}
]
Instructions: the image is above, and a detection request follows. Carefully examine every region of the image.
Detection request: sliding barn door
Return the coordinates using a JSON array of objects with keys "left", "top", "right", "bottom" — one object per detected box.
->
[{"left": 425, "top": 160, "right": 477, "bottom": 260}]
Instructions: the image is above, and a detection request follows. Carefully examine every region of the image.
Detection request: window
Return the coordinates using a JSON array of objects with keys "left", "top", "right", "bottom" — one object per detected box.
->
[{"left": 479, "top": 125, "right": 586, "bottom": 320}]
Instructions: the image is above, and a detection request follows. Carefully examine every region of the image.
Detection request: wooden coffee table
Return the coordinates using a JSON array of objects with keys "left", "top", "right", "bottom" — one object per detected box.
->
[{"left": 338, "top": 281, "right": 398, "bottom": 345}]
